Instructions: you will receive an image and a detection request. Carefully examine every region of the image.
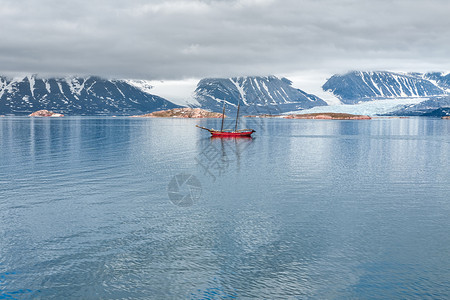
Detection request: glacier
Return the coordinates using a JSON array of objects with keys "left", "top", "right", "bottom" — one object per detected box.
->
[{"left": 286, "top": 98, "right": 427, "bottom": 116}]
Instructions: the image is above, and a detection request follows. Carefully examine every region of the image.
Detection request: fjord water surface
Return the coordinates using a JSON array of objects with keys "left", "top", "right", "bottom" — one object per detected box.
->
[{"left": 1, "top": 116, "right": 449, "bottom": 299}]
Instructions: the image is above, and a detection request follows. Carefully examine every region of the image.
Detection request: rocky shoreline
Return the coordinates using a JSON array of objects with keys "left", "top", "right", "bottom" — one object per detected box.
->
[
  {"left": 245, "top": 112, "right": 371, "bottom": 120},
  {"left": 29, "top": 110, "right": 64, "bottom": 117},
  {"left": 132, "top": 108, "right": 225, "bottom": 118}
]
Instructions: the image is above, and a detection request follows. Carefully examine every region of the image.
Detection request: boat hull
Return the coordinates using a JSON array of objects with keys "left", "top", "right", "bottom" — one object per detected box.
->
[{"left": 210, "top": 130, "right": 254, "bottom": 137}]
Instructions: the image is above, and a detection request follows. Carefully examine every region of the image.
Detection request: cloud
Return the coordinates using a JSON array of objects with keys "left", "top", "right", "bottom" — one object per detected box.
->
[{"left": 1, "top": 0, "right": 450, "bottom": 80}]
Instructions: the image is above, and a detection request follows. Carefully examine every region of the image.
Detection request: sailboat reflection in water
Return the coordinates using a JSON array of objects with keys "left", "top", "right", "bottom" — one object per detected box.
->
[{"left": 195, "top": 134, "right": 253, "bottom": 181}]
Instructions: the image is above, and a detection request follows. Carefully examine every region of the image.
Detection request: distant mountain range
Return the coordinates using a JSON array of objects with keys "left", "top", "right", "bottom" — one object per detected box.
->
[
  {"left": 0, "top": 74, "right": 327, "bottom": 115},
  {"left": 192, "top": 75, "right": 328, "bottom": 114},
  {"left": 2, "top": 71, "right": 450, "bottom": 116},
  {"left": 322, "top": 71, "right": 447, "bottom": 104},
  {"left": 322, "top": 71, "right": 450, "bottom": 116},
  {"left": 0, "top": 75, "right": 179, "bottom": 115}
]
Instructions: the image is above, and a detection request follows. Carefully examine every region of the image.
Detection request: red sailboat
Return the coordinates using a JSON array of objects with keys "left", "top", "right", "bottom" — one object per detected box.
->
[{"left": 196, "top": 96, "right": 255, "bottom": 137}]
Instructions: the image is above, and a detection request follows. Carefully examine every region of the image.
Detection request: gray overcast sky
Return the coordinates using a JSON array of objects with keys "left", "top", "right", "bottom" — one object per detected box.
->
[{"left": 1, "top": 0, "right": 450, "bottom": 80}]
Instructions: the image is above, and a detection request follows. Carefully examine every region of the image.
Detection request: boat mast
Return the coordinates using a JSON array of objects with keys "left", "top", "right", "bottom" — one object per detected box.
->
[
  {"left": 234, "top": 97, "right": 241, "bottom": 131},
  {"left": 220, "top": 99, "right": 226, "bottom": 131}
]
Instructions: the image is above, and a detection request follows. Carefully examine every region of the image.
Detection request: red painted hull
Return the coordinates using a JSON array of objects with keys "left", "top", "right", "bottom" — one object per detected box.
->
[{"left": 210, "top": 130, "right": 254, "bottom": 137}]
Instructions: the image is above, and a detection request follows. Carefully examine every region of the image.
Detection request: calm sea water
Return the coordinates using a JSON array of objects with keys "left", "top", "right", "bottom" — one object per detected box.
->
[{"left": 1, "top": 116, "right": 449, "bottom": 299}]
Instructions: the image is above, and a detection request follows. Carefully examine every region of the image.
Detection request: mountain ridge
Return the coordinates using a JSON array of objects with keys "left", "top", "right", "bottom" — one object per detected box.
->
[
  {"left": 192, "top": 75, "right": 328, "bottom": 114},
  {"left": 0, "top": 75, "right": 180, "bottom": 115},
  {"left": 322, "top": 71, "right": 446, "bottom": 104}
]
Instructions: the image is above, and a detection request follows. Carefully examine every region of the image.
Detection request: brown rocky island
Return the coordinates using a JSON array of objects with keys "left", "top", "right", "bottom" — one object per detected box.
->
[
  {"left": 29, "top": 110, "right": 64, "bottom": 117},
  {"left": 132, "top": 108, "right": 225, "bottom": 118},
  {"left": 284, "top": 113, "right": 371, "bottom": 120},
  {"left": 245, "top": 112, "right": 371, "bottom": 120}
]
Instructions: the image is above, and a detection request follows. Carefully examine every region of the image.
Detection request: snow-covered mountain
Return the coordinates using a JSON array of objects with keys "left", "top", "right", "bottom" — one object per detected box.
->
[
  {"left": 388, "top": 96, "right": 450, "bottom": 116},
  {"left": 323, "top": 71, "right": 445, "bottom": 104},
  {"left": 192, "top": 75, "right": 327, "bottom": 114},
  {"left": 423, "top": 72, "right": 450, "bottom": 91},
  {"left": 0, "top": 75, "right": 180, "bottom": 115}
]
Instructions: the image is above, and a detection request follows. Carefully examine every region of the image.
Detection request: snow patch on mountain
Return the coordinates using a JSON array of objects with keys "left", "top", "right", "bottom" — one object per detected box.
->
[
  {"left": 230, "top": 78, "right": 249, "bottom": 105},
  {"left": 65, "top": 77, "right": 86, "bottom": 95},
  {"left": 124, "top": 79, "right": 154, "bottom": 94}
]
